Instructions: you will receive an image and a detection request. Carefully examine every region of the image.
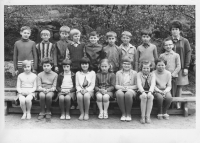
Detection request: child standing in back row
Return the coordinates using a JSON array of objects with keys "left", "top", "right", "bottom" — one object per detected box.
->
[
  {"left": 119, "top": 31, "right": 137, "bottom": 70},
  {"left": 54, "top": 26, "right": 73, "bottom": 73},
  {"left": 13, "top": 26, "right": 38, "bottom": 75},
  {"left": 103, "top": 31, "right": 122, "bottom": 73},
  {"left": 135, "top": 29, "right": 158, "bottom": 72},
  {"left": 36, "top": 29, "right": 55, "bottom": 73}
]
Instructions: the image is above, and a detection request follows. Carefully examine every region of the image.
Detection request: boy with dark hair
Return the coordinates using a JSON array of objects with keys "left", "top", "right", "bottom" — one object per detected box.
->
[
  {"left": 13, "top": 26, "right": 38, "bottom": 75},
  {"left": 54, "top": 26, "right": 73, "bottom": 73},
  {"left": 37, "top": 57, "right": 58, "bottom": 121},
  {"left": 135, "top": 29, "right": 158, "bottom": 72},
  {"left": 103, "top": 31, "right": 122, "bottom": 73},
  {"left": 85, "top": 31, "right": 105, "bottom": 72},
  {"left": 36, "top": 29, "right": 55, "bottom": 73}
]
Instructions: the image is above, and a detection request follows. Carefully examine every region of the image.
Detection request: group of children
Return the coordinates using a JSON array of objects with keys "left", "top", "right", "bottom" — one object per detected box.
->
[{"left": 14, "top": 20, "right": 191, "bottom": 124}]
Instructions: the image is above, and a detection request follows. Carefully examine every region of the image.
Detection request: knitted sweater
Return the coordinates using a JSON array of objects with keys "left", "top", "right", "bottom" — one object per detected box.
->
[{"left": 13, "top": 39, "right": 38, "bottom": 71}]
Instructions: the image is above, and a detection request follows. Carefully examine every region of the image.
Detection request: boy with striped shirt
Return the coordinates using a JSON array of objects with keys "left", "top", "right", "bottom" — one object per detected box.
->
[
  {"left": 13, "top": 26, "right": 38, "bottom": 75},
  {"left": 36, "top": 29, "right": 55, "bottom": 73}
]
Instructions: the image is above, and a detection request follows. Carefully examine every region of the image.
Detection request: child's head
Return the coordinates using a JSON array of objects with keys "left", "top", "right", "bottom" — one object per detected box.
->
[
  {"left": 121, "top": 56, "right": 132, "bottom": 71},
  {"left": 99, "top": 59, "right": 112, "bottom": 73},
  {"left": 170, "top": 20, "right": 182, "bottom": 37},
  {"left": 41, "top": 57, "right": 53, "bottom": 73},
  {"left": 163, "top": 38, "right": 174, "bottom": 52},
  {"left": 121, "top": 31, "right": 132, "bottom": 45},
  {"left": 40, "top": 29, "right": 51, "bottom": 42},
  {"left": 80, "top": 57, "right": 91, "bottom": 72},
  {"left": 20, "top": 26, "right": 31, "bottom": 40},
  {"left": 155, "top": 58, "right": 167, "bottom": 72},
  {"left": 89, "top": 31, "right": 99, "bottom": 44},
  {"left": 62, "top": 59, "right": 72, "bottom": 72},
  {"left": 59, "top": 26, "right": 70, "bottom": 40},
  {"left": 140, "top": 60, "right": 153, "bottom": 74},
  {"left": 106, "top": 31, "right": 117, "bottom": 46},
  {"left": 140, "top": 29, "right": 152, "bottom": 44},
  {"left": 22, "top": 60, "right": 32, "bottom": 73},
  {"left": 70, "top": 29, "right": 81, "bottom": 43}
]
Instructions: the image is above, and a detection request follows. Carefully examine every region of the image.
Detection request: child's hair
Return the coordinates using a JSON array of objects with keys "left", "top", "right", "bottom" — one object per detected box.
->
[
  {"left": 140, "top": 29, "right": 152, "bottom": 37},
  {"left": 40, "top": 29, "right": 51, "bottom": 37},
  {"left": 106, "top": 31, "right": 117, "bottom": 39},
  {"left": 89, "top": 31, "right": 99, "bottom": 37},
  {"left": 155, "top": 58, "right": 167, "bottom": 66},
  {"left": 163, "top": 37, "right": 174, "bottom": 45},
  {"left": 139, "top": 60, "right": 154, "bottom": 72},
  {"left": 20, "top": 26, "right": 31, "bottom": 33},
  {"left": 22, "top": 60, "right": 32, "bottom": 69},
  {"left": 99, "top": 58, "right": 112, "bottom": 73},
  {"left": 169, "top": 20, "right": 182, "bottom": 31},
  {"left": 59, "top": 26, "right": 70, "bottom": 33},
  {"left": 121, "top": 31, "right": 132, "bottom": 38},
  {"left": 41, "top": 57, "right": 54, "bottom": 66},
  {"left": 70, "top": 29, "right": 81, "bottom": 37},
  {"left": 62, "top": 59, "right": 72, "bottom": 66},
  {"left": 79, "top": 57, "right": 92, "bottom": 71},
  {"left": 121, "top": 56, "right": 132, "bottom": 64}
]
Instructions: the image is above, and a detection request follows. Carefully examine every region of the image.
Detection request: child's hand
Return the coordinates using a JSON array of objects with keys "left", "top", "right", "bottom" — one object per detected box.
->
[
  {"left": 101, "top": 89, "right": 107, "bottom": 94},
  {"left": 171, "top": 73, "right": 175, "bottom": 77},
  {"left": 55, "top": 67, "right": 59, "bottom": 73},
  {"left": 183, "top": 69, "right": 188, "bottom": 76},
  {"left": 32, "top": 69, "right": 37, "bottom": 74}
]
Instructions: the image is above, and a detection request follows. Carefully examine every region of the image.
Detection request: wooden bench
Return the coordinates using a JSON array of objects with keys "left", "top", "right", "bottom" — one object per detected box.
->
[{"left": 4, "top": 88, "right": 196, "bottom": 117}]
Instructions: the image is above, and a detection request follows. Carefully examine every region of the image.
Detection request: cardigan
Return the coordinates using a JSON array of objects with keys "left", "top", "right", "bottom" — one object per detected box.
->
[
  {"left": 56, "top": 72, "right": 76, "bottom": 93},
  {"left": 13, "top": 39, "right": 38, "bottom": 71}
]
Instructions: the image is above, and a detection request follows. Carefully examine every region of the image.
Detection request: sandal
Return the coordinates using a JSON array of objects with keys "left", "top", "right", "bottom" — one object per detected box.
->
[
  {"left": 66, "top": 115, "right": 71, "bottom": 120},
  {"left": 157, "top": 114, "right": 163, "bottom": 120},
  {"left": 163, "top": 114, "right": 169, "bottom": 120},
  {"left": 120, "top": 116, "right": 126, "bottom": 121},
  {"left": 103, "top": 111, "right": 108, "bottom": 119},
  {"left": 98, "top": 112, "right": 103, "bottom": 119},
  {"left": 60, "top": 115, "right": 65, "bottom": 120}
]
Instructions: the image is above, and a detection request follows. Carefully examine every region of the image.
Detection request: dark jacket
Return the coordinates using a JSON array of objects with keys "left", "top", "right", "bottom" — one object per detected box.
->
[{"left": 56, "top": 72, "right": 76, "bottom": 93}]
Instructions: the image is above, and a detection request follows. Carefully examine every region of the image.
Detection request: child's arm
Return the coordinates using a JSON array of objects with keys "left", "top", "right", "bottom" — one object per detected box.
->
[
  {"left": 16, "top": 75, "right": 22, "bottom": 94},
  {"left": 76, "top": 72, "right": 82, "bottom": 92},
  {"left": 37, "top": 75, "right": 45, "bottom": 92},
  {"left": 85, "top": 71, "right": 96, "bottom": 92},
  {"left": 49, "top": 74, "right": 58, "bottom": 92},
  {"left": 126, "top": 72, "right": 137, "bottom": 90},
  {"left": 163, "top": 72, "right": 172, "bottom": 93},
  {"left": 53, "top": 43, "right": 58, "bottom": 72},
  {"left": 32, "top": 42, "right": 38, "bottom": 72},
  {"left": 70, "top": 74, "right": 76, "bottom": 92},
  {"left": 56, "top": 74, "right": 62, "bottom": 92},
  {"left": 106, "top": 73, "right": 116, "bottom": 92},
  {"left": 135, "top": 48, "right": 140, "bottom": 72},
  {"left": 183, "top": 39, "right": 192, "bottom": 74},
  {"left": 94, "top": 74, "right": 100, "bottom": 92},
  {"left": 137, "top": 73, "right": 145, "bottom": 92},
  {"left": 27, "top": 75, "right": 37, "bottom": 94},
  {"left": 149, "top": 72, "right": 156, "bottom": 93},
  {"left": 115, "top": 72, "right": 125, "bottom": 90},
  {"left": 172, "top": 54, "right": 181, "bottom": 77},
  {"left": 153, "top": 45, "right": 158, "bottom": 60},
  {"left": 13, "top": 42, "right": 18, "bottom": 74}
]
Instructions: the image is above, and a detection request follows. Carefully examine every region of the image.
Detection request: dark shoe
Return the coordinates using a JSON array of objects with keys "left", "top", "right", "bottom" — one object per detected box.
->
[
  {"left": 157, "top": 114, "right": 163, "bottom": 120},
  {"left": 38, "top": 115, "right": 45, "bottom": 120},
  {"left": 163, "top": 114, "right": 170, "bottom": 120}
]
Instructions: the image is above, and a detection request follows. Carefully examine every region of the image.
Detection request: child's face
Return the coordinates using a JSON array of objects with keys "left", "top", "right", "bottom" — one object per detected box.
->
[
  {"left": 63, "top": 65, "right": 70, "bottom": 72},
  {"left": 141, "top": 35, "right": 151, "bottom": 44},
  {"left": 89, "top": 36, "right": 99, "bottom": 44},
  {"left": 43, "top": 63, "right": 52, "bottom": 73},
  {"left": 142, "top": 65, "right": 150, "bottom": 75},
  {"left": 108, "top": 36, "right": 116, "bottom": 46},
  {"left": 100, "top": 62, "right": 109, "bottom": 73},
  {"left": 122, "top": 62, "right": 131, "bottom": 71},
  {"left": 23, "top": 64, "right": 31, "bottom": 73},
  {"left": 20, "top": 30, "right": 31, "bottom": 39},
  {"left": 72, "top": 34, "right": 80, "bottom": 43},
  {"left": 81, "top": 63, "right": 89, "bottom": 71},
  {"left": 41, "top": 34, "right": 50, "bottom": 42},
  {"left": 171, "top": 28, "right": 180, "bottom": 37},
  {"left": 60, "top": 32, "right": 69, "bottom": 40},
  {"left": 121, "top": 35, "right": 131, "bottom": 45},
  {"left": 156, "top": 61, "right": 166, "bottom": 72},
  {"left": 164, "top": 40, "right": 174, "bottom": 52}
]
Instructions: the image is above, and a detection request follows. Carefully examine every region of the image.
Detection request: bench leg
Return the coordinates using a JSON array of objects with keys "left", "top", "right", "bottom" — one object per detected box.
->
[
  {"left": 5, "top": 101, "right": 12, "bottom": 115},
  {"left": 183, "top": 102, "right": 188, "bottom": 117},
  {"left": 92, "top": 102, "right": 97, "bottom": 115}
]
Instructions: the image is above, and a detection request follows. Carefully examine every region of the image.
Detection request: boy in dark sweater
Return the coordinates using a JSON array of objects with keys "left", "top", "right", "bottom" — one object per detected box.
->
[
  {"left": 85, "top": 31, "right": 105, "bottom": 72},
  {"left": 13, "top": 26, "right": 38, "bottom": 75},
  {"left": 66, "top": 29, "right": 86, "bottom": 73},
  {"left": 36, "top": 29, "right": 55, "bottom": 73},
  {"left": 54, "top": 26, "right": 73, "bottom": 73}
]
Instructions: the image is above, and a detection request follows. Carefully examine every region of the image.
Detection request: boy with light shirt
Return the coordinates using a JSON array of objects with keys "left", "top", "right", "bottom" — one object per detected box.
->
[
  {"left": 36, "top": 29, "right": 55, "bottom": 73},
  {"left": 13, "top": 26, "right": 38, "bottom": 75},
  {"left": 119, "top": 31, "right": 137, "bottom": 70},
  {"left": 54, "top": 26, "right": 73, "bottom": 73},
  {"left": 103, "top": 31, "right": 122, "bottom": 73},
  {"left": 159, "top": 38, "right": 181, "bottom": 98},
  {"left": 37, "top": 57, "right": 58, "bottom": 121},
  {"left": 85, "top": 31, "right": 105, "bottom": 72},
  {"left": 135, "top": 29, "right": 158, "bottom": 72}
]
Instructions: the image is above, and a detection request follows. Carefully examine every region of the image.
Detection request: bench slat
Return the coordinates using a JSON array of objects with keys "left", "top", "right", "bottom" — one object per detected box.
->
[{"left": 172, "top": 97, "right": 196, "bottom": 102}]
